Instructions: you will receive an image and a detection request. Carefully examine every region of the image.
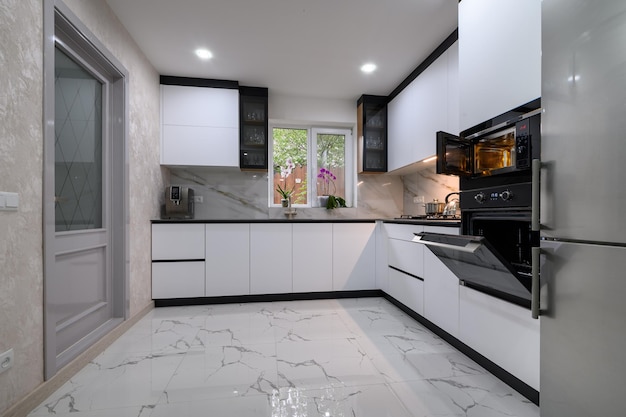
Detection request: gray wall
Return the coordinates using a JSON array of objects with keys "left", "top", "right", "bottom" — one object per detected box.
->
[{"left": 0, "top": 0, "right": 164, "bottom": 413}]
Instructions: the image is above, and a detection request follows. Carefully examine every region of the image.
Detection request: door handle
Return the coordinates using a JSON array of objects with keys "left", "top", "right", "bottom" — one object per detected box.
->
[
  {"left": 531, "top": 158, "right": 541, "bottom": 319},
  {"left": 412, "top": 235, "right": 481, "bottom": 254}
]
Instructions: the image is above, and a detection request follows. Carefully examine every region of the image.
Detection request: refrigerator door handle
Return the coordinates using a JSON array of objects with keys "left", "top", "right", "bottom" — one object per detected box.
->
[
  {"left": 531, "top": 246, "right": 540, "bottom": 319},
  {"left": 531, "top": 158, "right": 541, "bottom": 319}
]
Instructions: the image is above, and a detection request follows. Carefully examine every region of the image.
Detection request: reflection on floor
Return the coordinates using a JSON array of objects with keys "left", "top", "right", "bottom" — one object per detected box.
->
[{"left": 29, "top": 298, "right": 539, "bottom": 416}]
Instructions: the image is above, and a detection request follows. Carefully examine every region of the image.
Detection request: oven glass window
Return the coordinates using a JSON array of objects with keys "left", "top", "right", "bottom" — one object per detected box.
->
[
  {"left": 471, "top": 217, "right": 532, "bottom": 279},
  {"left": 474, "top": 130, "right": 516, "bottom": 174}
]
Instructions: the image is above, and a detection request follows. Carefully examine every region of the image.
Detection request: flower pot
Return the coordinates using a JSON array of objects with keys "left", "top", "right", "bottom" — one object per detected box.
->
[
  {"left": 281, "top": 198, "right": 289, "bottom": 207},
  {"left": 317, "top": 195, "right": 329, "bottom": 208}
]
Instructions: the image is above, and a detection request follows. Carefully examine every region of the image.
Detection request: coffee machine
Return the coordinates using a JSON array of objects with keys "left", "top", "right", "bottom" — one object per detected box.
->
[{"left": 163, "top": 186, "right": 194, "bottom": 219}]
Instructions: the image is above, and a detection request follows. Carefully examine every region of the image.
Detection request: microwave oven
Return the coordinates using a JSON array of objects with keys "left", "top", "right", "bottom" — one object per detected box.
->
[{"left": 437, "top": 106, "right": 541, "bottom": 178}]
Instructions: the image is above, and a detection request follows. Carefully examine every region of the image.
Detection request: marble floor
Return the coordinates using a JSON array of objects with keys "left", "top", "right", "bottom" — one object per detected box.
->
[{"left": 28, "top": 298, "right": 539, "bottom": 417}]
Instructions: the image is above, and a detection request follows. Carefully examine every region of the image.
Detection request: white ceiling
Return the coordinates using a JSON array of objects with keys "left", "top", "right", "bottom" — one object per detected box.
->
[{"left": 105, "top": 0, "right": 458, "bottom": 101}]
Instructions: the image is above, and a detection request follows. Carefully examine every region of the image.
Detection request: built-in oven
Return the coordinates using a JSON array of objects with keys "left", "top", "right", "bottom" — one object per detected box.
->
[
  {"left": 414, "top": 99, "right": 542, "bottom": 312},
  {"left": 413, "top": 183, "right": 536, "bottom": 308},
  {"left": 436, "top": 99, "right": 541, "bottom": 179}
]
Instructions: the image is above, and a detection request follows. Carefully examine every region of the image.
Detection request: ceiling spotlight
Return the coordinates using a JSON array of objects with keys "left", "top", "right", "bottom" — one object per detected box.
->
[
  {"left": 361, "top": 63, "right": 377, "bottom": 73},
  {"left": 195, "top": 48, "right": 213, "bottom": 60}
]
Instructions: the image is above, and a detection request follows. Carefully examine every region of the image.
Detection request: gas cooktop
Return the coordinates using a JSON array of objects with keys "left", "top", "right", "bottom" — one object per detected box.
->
[{"left": 394, "top": 215, "right": 461, "bottom": 221}]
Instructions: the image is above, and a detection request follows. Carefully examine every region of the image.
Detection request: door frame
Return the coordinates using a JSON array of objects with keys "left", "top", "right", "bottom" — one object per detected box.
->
[{"left": 42, "top": 0, "right": 129, "bottom": 379}]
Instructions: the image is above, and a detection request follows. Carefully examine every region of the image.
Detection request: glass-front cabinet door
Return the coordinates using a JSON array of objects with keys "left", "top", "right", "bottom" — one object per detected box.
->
[
  {"left": 239, "top": 87, "right": 268, "bottom": 170},
  {"left": 357, "top": 95, "right": 387, "bottom": 173}
]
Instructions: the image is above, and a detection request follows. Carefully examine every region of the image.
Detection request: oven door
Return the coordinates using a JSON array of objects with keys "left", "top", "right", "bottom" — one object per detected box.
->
[
  {"left": 412, "top": 232, "right": 532, "bottom": 308},
  {"left": 436, "top": 131, "right": 472, "bottom": 177}
]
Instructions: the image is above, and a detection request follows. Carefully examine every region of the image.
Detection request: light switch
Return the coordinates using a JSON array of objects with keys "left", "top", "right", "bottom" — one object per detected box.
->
[{"left": 0, "top": 192, "right": 18, "bottom": 211}]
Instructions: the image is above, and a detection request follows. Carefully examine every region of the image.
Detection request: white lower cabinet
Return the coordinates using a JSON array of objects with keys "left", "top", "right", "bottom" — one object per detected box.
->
[
  {"left": 250, "top": 223, "right": 293, "bottom": 294},
  {"left": 388, "top": 267, "right": 424, "bottom": 315},
  {"left": 332, "top": 223, "right": 376, "bottom": 290},
  {"left": 459, "top": 286, "right": 540, "bottom": 390},
  {"left": 152, "top": 261, "right": 205, "bottom": 299},
  {"left": 423, "top": 226, "right": 460, "bottom": 338},
  {"left": 388, "top": 238, "right": 424, "bottom": 278},
  {"left": 205, "top": 223, "right": 250, "bottom": 296},
  {"left": 292, "top": 223, "right": 333, "bottom": 293},
  {"left": 152, "top": 223, "right": 205, "bottom": 260},
  {"left": 375, "top": 221, "right": 389, "bottom": 292}
]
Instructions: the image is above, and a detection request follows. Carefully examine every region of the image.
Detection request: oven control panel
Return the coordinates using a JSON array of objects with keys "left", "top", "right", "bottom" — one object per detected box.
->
[{"left": 461, "top": 183, "right": 532, "bottom": 209}]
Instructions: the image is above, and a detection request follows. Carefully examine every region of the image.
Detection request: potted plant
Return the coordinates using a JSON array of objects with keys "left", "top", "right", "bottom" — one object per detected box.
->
[
  {"left": 317, "top": 168, "right": 346, "bottom": 209},
  {"left": 276, "top": 183, "right": 293, "bottom": 207}
]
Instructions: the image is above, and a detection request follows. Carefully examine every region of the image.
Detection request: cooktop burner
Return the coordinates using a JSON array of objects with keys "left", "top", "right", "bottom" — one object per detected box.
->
[{"left": 395, "top": 214, "right": 460, "bottom": 220}]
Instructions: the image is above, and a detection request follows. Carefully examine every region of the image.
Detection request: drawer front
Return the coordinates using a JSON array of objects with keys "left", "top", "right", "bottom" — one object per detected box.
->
[
  {"left": 152, "top": 261, "right": 205, "bottom": 298},
  {"left": 388, "top": 238, "right": 423, "bottom": 278},
  {"left": 384, "top": 223, "right": 424, "bottom": 241},
  {"left": 388, "top": 267, "right": 424, "bottom": 315},
  {"left": 152, "top": 223, "right": 205, "bottom": 260}
]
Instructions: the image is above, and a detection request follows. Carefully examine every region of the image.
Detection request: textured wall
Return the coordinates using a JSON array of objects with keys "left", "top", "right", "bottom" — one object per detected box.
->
[
  {"left": 0, "top": 0, "right": 163, "bottom": 413},
  {"left": 0, "top": 0, "right": 45, "bottom": 413}
]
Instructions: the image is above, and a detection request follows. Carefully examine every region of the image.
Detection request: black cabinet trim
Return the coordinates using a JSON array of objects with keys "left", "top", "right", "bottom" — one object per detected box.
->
[
  {"left": 160, "top": 75, "right": 239, "bottom": 89},
  {"left": 388, "top": 265, "right": 424, "bottom": 281},
  {"left": 154, "top": 290, "right": 383, "bottom": 307},
  {"left": 388, "top": 28, "right": 458, "bottom": 101},
  {"left": 152, "top": 259, "right": 205, "bottom": 263}
]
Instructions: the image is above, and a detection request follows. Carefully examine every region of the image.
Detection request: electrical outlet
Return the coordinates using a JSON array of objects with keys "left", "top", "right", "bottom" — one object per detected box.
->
[
  {"left": 0, "top": 348, "right": 13, "bottom": 375},
  {"left": 413, "top": 196, "right": 425, "bottom": 203},
  {"left": 193, "top": 196, "right": 203, "bottom": 203}
]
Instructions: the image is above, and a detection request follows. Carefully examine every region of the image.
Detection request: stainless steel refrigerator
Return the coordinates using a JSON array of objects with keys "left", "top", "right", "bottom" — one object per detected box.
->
[{"left": 540, "top": 1, "right": 626, "bottom": 416}]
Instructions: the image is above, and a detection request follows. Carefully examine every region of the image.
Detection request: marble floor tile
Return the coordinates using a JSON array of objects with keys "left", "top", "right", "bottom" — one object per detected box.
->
[{"left": 28, "top": 298, "right": 539, "bottom": 417}]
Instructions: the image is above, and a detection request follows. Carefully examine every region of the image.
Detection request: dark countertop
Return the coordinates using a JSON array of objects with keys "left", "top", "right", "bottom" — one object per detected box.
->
[
  {"left": 381, "top": 219, "right": 461, "bottom": 227},
  {"left": 152, "top": 218, "right": 377, "bottom": 224},
  {"left": 152, "top": 218, "right": 460, "bottom": 227}
]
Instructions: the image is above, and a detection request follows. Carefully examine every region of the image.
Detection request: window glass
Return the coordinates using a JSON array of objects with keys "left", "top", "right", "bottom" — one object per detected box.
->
[
  {"left": 271, "top": 126, "right": 353, "bottom": 207},
  {"left": 272, "top": 128, "right": 307, "bottom": 205},
  {"left": 316, "top": 133, "right": 345, "bottom": 199}
]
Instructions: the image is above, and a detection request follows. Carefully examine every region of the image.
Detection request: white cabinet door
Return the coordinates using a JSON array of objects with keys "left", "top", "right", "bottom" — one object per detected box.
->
[
  {"left": 205, "top": 223, "right": 250, "bottom": 296},
  {"left": 388, "top": 267, "right": 424, "bottom": 315},
  {"left": 161, "top": 125, "right": 239, "bottom": 167},
  {"left": 375, "top": 221, "right": 389, "bottom": 291},
  {"left": 423, "top": 226, "right": 460, "bottom": 337},
  {"left": 388, "top": 239, "right": 424, "bottom": 278},
  {"left": 411, "top": 53, "right": 447, "bottom": 162},
  {"left": 458, "top": 0, "right": 541, "bottom": 131},
  {"left": 459, "top": 286, "right": 540, "bottom": 390},
  {"left": 292, "top": 223, "right": 333, "bottom": 293},
  {"left": 160, "top": 84, "right": 239, "bottom": 167},
  {"left": 250, "top": 223, "right": 292, "bottom": 294},
  {"left": 152, "top": 261, "right": 205, "bottom": 299},
  {"left": 446, "top": 41, "right": 460, "bottom": 135},
  {"left": 152, "top": 223, "right": 205, "bottom": 260},
  {"left": 387, "top": 49, "right": 450, "bottom": 171},
  {"left": 161, "top": 85, "right": 239, "bottom": 127},
  {"left": 332, "top": 223, "right": 376, "bottom": 291}
]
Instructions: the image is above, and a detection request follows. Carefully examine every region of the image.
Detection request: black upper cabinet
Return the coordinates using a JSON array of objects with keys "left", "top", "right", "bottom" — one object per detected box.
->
[
  {"left": 357, "top": 95, "right": 388, "bottom": 173},
  {"left": 239, "top": 86, "right": 269, "bottom": 170}
]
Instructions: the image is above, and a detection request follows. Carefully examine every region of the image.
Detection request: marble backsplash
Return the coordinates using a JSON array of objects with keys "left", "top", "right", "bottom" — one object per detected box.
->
[{"left": 167, "top": 164, "right": 458, "bottom": 220}]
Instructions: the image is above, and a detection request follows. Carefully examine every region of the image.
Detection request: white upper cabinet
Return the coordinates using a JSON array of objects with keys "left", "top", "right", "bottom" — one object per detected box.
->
[
  {"left": 458, "top": 0, "right": 541, "bottom": 131},
  {"left": 387, "top": 41, "right": 459, "bottom": 172},
  {"left": 160, "top": 84, "right": 239, "bottom": 167}
]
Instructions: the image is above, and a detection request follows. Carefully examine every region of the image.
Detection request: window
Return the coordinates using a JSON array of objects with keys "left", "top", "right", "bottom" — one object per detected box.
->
[{"left": 271, "top": 126, "right": 353, "bottom": 207}]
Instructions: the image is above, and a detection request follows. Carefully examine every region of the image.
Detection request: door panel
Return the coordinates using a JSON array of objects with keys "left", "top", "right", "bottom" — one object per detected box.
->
[{"left": 51, "top": 43, "right": 113, "bottom": 370}]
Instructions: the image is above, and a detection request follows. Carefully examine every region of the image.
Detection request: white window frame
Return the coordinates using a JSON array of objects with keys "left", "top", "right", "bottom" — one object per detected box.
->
[{"left": 269, "top": 124, "right": 354, "bottom": 208}]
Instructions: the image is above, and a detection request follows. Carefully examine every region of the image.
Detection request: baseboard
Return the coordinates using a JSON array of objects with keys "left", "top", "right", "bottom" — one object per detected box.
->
[
  {"left": 2, "top": 301, "right": 154, "bottom": 417},
  {"left": 382, "top": 294, "right": 540, "bottom": 406},
  {"left": 154, "top": 289, "right": 384, "bottom": 307}
]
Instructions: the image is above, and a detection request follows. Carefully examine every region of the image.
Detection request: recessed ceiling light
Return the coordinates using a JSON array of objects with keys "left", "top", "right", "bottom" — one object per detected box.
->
[
  {"left": 195, "top": 48, "right": 213, "bottom": 60},
  {"left": 361, "top": 63, "right": 377, "bottom": 73}
]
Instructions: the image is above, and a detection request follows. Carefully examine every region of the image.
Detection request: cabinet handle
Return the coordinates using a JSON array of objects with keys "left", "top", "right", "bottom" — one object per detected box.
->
[
  {"left": 531, "top": 158, "right": 541, "bottom": 319},
  {"left": 531, "top": 246, "right": 540, "bottom": 319}
]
